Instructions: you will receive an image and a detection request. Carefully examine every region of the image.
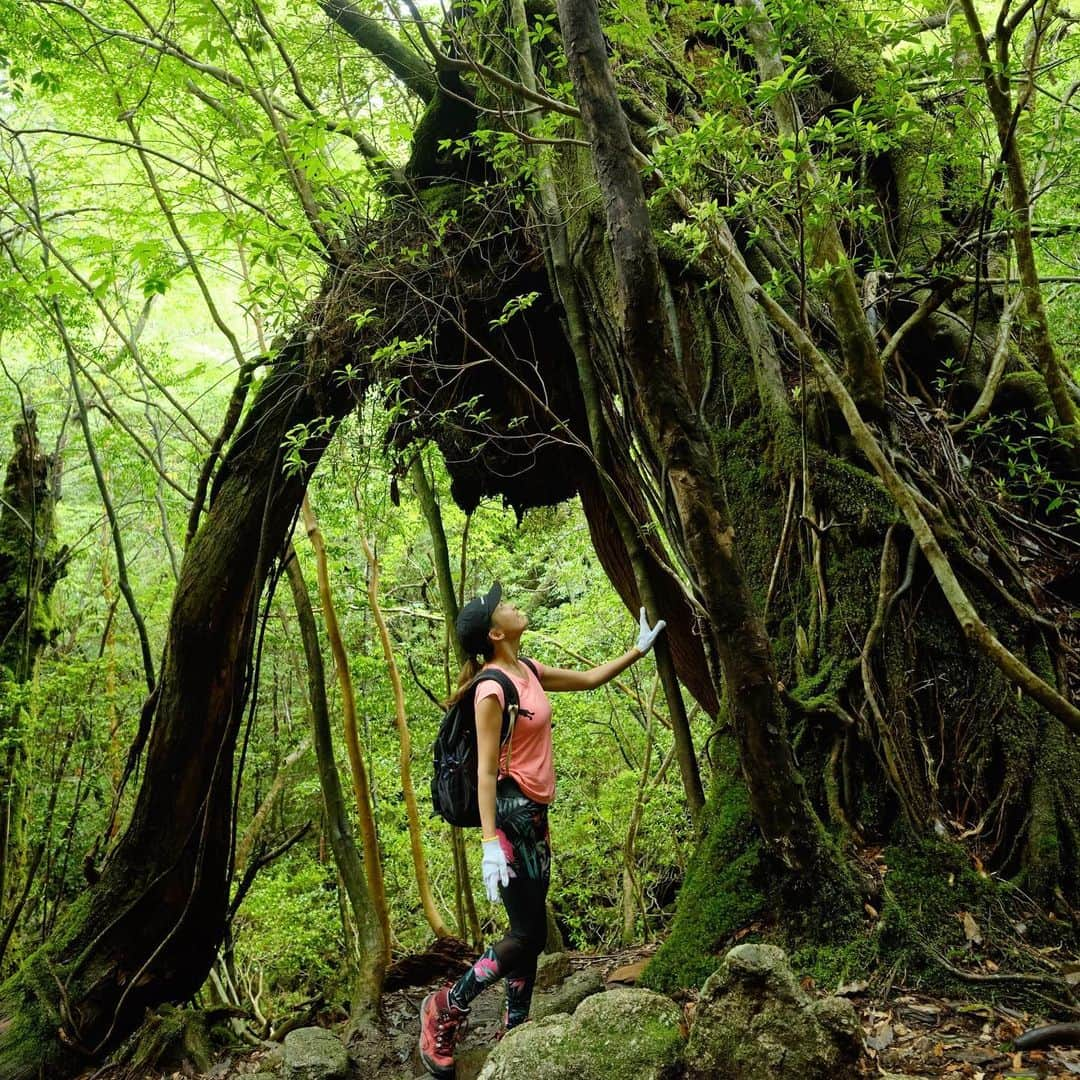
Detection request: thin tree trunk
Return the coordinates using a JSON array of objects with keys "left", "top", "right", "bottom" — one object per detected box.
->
[
  {"left": 409, "top": 455, "right": 482, "bottom": 946},
  {"left": 284, "top": 546, "right": 385, "bottom": 1028},
  {"left": 622, "top": 675, "right": 659, "bottom": 945},
  {"left": 359, "top": 534, "right": 448, "bottom": 938},
  {"left": 299, "top": 495, "right": 392, "bottom": 963},
  {"left": 234, "top": 737, "right": 311, "bottom": 875}
]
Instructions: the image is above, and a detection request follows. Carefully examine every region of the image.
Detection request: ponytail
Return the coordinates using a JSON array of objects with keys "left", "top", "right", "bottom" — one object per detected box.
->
[{"left": 445, "top": 646, "right": 493, "bottom": 707}]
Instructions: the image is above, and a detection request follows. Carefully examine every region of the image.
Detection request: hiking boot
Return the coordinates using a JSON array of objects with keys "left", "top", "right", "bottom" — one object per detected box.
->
[{"left": 419, "top": 986, "right": 469, "bottom": 1077}]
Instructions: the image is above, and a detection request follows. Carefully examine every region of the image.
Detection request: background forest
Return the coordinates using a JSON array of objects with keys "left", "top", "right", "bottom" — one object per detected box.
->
[{"left": 0, "top": 0, "right": 1078, "bottom": 1072}]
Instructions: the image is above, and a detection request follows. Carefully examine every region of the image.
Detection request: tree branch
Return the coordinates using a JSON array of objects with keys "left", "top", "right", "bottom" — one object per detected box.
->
[{"left": 319, "top": 0, "right": 438, "bottom": 102}]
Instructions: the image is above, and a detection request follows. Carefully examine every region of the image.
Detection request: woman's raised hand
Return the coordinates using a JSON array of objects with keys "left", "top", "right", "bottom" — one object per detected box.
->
[{"left": 635, "top": 607, "right": 666, "bottom": 655}]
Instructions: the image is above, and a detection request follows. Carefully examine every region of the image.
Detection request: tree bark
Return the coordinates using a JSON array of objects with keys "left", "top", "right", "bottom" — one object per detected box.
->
[
  {"left": 556, "top": 0, "right": 840, "bottom": 875},
  {"left": 0, "top": 411, "right": 65, "bottom": 957}
]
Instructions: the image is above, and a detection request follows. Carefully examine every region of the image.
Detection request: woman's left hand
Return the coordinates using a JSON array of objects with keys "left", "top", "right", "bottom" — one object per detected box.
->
[
  {"left": 482, "top": 838, "right": 510, "bottom": 901},
  {"left": 635, "top": 608, "right": 666, "bottom": 655}
]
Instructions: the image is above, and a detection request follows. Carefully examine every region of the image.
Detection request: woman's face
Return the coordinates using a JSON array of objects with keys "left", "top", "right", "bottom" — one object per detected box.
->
[{"left": 491, "top": 599, "right": 528, "bottom": 637}]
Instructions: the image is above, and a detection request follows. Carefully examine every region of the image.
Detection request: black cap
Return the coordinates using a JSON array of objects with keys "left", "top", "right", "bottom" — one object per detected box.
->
[{"left": 456, "top": 582, "right": 502, "bottom": 658}]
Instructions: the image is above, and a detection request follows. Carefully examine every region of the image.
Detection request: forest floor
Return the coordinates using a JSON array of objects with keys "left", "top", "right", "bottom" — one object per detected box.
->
[{"left": 76, "top": 943, "right": 1080, "bottom": 1080}]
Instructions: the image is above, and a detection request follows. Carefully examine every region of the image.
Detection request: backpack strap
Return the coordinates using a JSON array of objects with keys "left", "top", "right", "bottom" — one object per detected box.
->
[{"left": 469, "top": 670, "right": 520, "bottom": 746}]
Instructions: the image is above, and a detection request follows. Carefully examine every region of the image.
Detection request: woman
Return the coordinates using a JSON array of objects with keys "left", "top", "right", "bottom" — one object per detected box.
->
[{"left": 419, "top": 581, "right": 665, "bottom": 1077}]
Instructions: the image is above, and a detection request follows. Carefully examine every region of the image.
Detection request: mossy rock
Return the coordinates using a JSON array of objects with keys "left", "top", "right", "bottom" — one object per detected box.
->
[
  {"left": 282, "top": 1026, "right": 349, "bottom": 1080},
  {"left": 684, "top": 944, "right": 862, "bottom": 1080},
  {"left": 476, "top": 988, "right": 686, "bottom": 1080},
  {"left": 531, "top": 968, "right": 604, "bottom": 1020},
  {"left": 535, "top": 950, "right": 571, "bottom": 990}
]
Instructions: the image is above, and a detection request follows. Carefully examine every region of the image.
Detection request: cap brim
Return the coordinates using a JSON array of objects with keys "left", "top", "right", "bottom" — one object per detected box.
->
[{"left": 483, "top": 582, "right": 502, "bottom": 613}]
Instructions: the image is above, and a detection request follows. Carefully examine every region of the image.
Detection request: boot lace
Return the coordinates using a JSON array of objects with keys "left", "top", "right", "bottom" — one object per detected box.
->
[{"left": 434, "top": 1003, "right": 466, "bottom": 1054}]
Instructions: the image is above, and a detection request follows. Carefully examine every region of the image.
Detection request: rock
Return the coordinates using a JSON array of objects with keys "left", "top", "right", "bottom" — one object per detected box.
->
[
  {"left": 259, "top": 1042, "right": 286, "bottom": 1069},
  {"left": 282, "top": 1026, "right": 349, "bottom": 1080},
  {"left": 684, "top": 943, "right": 863, "bottom": 1080},
  {"left": 477, "top": 987, "right": 685, "bottom": 1080},
  {"left": 606, "top": 959, "right": 649, "bottom": 986},
  {"left": 455, "top": 1042, "right": 495, "bottom": 1080},
  {"left": 535, "top": 949, "right": 571, "bottom": 989},
  {"left": 532, "top": 968, "right": 604, "bottom": 1020}
]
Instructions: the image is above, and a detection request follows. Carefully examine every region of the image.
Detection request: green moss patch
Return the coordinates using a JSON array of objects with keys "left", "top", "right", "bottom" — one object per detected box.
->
[{"left": 641, "top": 737, "right": 765, "bottom": 993}]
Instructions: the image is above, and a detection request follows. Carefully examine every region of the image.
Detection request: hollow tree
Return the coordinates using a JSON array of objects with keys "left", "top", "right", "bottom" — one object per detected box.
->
[{"left": 0, "top": 0, "right": 1078, "bottom": 1071}]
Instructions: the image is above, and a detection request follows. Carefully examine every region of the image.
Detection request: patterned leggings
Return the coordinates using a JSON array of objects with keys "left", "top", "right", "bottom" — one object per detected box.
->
[{"left": 448, "top": 777, "right": 551, "bottom": 1027}]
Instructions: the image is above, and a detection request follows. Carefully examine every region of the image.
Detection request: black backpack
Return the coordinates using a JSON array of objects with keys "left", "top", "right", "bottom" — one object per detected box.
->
[{"left": 431, "top": 659, "right": 537, "bottom": 828}]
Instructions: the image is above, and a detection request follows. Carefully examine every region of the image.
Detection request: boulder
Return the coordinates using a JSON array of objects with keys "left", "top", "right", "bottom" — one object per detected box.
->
[
  {"left": 455, "top": 1042, "right": 495, "bottom": 1080},
  {"left": 684, "top": 943, "right": 863, "bottom": 1080},
  {"left": 532, "top": 968, "right": 604, "bottom": 1021},
  {"left": 282, "top": 1026, "right": 349, "bottom": 1080},
  {"left": 477, "top": 987, "right": 685, "bottom": 1080},
  {"left": 535, "top": 950, "right": 571, "bottom": 990}
]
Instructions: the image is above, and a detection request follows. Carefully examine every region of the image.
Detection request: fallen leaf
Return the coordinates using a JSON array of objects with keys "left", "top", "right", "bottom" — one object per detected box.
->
[
  {"left": 835, "top": 980, "right": 868, "bottom": 996},
  {"left": 867, "top": 1022, "right": 895, "bottom": 1051},
  {"left": 961, "top": 911, "right": 983, "bottom": 945}
]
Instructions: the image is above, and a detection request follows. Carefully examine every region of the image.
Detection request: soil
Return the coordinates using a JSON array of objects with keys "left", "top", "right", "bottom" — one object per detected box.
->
[{"left": 75, "top": 944, "right": 1080, "bottom": 1080}]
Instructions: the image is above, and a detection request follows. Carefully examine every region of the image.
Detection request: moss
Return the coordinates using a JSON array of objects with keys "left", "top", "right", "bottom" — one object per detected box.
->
[
  {"left": 417, "top": 181, "right": 466, "bottom": 220},
  {"left": 787, "top": 655, "right": 856, "bottom": 714},
  {"left": 789, "top": 933, "right": 878, "bottom": 991},
  {"left": 799, "top": 835, "right": 1075, "bottom": 999},
  {"left": 0, "top": 884, "right": 133, "bottom": 1076},
  {"left": 118, "top": 1004, "right": 216, "bottom": 1074},
  {"left": 641, "top": 737, "right": 765, "bottom": 993},
  {"left": 996, "top": 370, "right": 1054, "bottom": 417}
]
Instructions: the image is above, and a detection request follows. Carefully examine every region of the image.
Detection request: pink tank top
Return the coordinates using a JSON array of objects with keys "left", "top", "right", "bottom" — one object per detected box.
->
[{"left": 474, "top": 660, "right": 555, "bottom": 804}]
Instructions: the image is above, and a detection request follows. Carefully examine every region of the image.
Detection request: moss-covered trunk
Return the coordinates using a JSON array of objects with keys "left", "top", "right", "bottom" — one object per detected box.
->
[
  {"left": 0, "top": 411, "right": 65, "bottom": 955},
  {"left": 382, "top": 0, "right": 1080, "bottom": 992}
]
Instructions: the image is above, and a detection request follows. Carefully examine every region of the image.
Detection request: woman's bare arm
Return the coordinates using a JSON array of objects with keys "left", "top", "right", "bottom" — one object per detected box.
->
[
  {"left": 475, "top": 695, "right": 503, "bottom": 838},
  {"left": 540, "top": 648, "right": 642, "bottom": 692}
]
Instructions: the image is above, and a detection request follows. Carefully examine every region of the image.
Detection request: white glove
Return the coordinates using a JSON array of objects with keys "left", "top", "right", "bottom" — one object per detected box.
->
[
  {"left": 635, "top": 607, "right": 666, "bottom": 655},
  {"left": 482, "top": 838, "right": 510, "bottom": 902}
]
